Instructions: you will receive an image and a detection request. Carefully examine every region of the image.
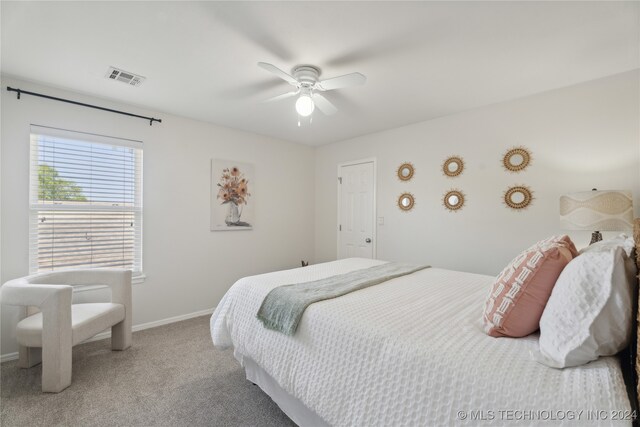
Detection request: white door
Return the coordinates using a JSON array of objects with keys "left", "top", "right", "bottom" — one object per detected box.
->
[{"left": 338, "top": 161, "right": 375, "bottom": 259}]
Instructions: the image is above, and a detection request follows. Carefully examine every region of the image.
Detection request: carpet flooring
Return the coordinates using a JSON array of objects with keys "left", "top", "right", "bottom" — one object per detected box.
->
[{"left": 1, "top": 316, "right": 296, "bottom": 426}]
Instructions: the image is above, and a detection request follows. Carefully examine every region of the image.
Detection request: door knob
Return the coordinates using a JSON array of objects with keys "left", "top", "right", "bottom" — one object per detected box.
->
[{"left": 365, "top": 238, "right": 372, "bottom": 243}]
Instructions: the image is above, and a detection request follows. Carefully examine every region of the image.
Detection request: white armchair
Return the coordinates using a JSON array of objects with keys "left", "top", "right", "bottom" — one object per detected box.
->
[{"left": 1, "top": 269, "right": 132, "bottom": 392}]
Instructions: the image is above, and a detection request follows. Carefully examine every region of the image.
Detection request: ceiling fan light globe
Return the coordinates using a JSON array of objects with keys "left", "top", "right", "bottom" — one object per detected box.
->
[{"left": 295, "top": 95, "right": 315, "bottom": 117}]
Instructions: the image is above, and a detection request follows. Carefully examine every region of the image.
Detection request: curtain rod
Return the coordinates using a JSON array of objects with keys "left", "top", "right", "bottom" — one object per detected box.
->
[{"left": 6, "top": 86, "right": 162, "bottom": 126}]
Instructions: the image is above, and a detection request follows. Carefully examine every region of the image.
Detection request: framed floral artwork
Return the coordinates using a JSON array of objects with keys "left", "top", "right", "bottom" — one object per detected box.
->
[{"left": 211, "top": 159, "right": 254, "bottom": 231}]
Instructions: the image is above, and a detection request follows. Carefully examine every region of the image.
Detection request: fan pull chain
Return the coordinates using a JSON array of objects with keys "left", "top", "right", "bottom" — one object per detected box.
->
[{"left": 297, "top": 115, "right": 313, "bottom": 127}]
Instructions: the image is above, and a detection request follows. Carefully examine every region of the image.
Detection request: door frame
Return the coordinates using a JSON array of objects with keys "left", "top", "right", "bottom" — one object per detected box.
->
[{"left": 337, "top": 158, "right": 377, "bottom": 260}]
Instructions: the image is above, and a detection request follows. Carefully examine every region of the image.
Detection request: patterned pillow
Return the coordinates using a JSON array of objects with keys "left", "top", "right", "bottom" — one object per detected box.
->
[{"left": 483, "top": 235, "right": 578, "bottom": 338}]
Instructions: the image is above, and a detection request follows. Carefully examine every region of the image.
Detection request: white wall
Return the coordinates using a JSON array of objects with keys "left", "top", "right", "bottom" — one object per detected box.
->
[
  {"left": 1, "top": 77, "right": 315, "bottom": 356},
  {"left": 315, "top": 70, "right": 640, "bottom": 275}
]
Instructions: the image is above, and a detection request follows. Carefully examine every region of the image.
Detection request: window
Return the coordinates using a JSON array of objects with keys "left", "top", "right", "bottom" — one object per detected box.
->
[{"left": 29, "top": 125, "right": 143, "bottom": 278}]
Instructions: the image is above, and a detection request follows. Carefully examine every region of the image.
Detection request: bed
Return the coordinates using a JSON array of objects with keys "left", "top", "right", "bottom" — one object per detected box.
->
[{"left": 211, "top": 227, "right": 640, "bottom": 426}]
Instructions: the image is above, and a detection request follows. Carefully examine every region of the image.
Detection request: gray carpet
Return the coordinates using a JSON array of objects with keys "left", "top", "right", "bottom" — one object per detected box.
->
[{"left": 1, "top": 316, "right": 296, "bottom": 426}]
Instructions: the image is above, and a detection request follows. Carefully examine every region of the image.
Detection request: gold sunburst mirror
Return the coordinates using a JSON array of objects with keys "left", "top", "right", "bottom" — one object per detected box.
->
[
  {"left": 443, "top": 156, "right": 464, "bottom": 177},
  {"left": 397, "top": 162, "right": 415, "bottom": 181},
  {"left": 443, "top": 189, "right": 465, "bottom": 211},
  {"left": 398, "top": 193, "right": 415, "bottom": 211},
  {"left": 503, "top": 147, "right": 531, "bottom": 172},
  {"left": 504, "top": 185, "right": 533, "bottom": 210}
]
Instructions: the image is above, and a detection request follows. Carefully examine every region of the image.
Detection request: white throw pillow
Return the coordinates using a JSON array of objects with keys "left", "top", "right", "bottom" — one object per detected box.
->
[
  {"left": 533, "top": 236, "right": 637, "bottom": 368},
  {"left": 581, "top": 233, "right": 634, "bottom": 257}
]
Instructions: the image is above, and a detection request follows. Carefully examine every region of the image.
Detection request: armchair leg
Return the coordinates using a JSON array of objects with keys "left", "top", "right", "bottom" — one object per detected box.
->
[
  {"left": 18, "top": 346, "right": 42, "bottom": 368},
  {"left": 41, "top": 342, "right": 72, "bottom": 393},
  {"left": 41, "top": 301, "right": 73, "bottom": 393},
  {"left": 111, "top": 320, "right": 131, "bottom": 351}
]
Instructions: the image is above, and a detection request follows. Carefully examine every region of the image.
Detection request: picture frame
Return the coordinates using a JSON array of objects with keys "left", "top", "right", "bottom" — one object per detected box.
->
[{"left": 211, "top": 159, "right": 254, "bottom": 231}]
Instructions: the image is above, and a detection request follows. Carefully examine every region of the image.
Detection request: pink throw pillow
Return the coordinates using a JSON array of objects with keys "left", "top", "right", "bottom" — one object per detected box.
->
[{"left": 483, "top": 235, "right": 578, "bottom": 338}]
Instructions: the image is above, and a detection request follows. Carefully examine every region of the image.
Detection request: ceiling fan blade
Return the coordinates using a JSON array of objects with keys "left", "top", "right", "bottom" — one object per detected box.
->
[
  {"left": 312, "top": 93, "right": 338, "bottom": 115},
  {"left": 317, "top": 72, "right": 366, "bottom": 91},
  {"left": 211, "top": 4, "right": 293, "bottom": 62},
  {"left": 261, "top": 91, "right": 299, "bottom": 103},
  {"left": 258, "top": 62, "right": 299, "bottom": 86}
]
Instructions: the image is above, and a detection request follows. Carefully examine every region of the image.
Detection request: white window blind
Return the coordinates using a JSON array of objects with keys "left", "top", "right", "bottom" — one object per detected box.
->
[{"left": 29, "top": 125, "right": 143, "bottom": 276}]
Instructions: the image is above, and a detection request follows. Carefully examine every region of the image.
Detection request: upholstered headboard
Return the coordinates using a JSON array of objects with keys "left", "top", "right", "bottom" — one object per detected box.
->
[
  {"left": 635, "top": 218, "right": 640, "bottom": 277},
  {"left": 634, "top": 218, "right": 640, "bottom": 407}
]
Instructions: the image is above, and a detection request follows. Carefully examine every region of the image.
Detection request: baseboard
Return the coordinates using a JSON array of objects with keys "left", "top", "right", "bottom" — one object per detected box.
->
[
  {"left": 1, "top": 352, "right": 18, "bottom": 363},
  {"left": 0, "top": 307, "right": 215, "bottom": 363}
]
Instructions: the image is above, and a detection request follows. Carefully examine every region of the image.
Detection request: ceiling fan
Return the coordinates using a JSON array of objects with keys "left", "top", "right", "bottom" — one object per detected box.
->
[{"left": 258, "top": 62, "right": 366, "bottom": 119}]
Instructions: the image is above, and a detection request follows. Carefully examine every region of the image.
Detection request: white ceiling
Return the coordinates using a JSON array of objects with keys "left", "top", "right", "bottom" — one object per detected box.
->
[{"left": 2, "top": 1, "right": 639, "bottom": 146}]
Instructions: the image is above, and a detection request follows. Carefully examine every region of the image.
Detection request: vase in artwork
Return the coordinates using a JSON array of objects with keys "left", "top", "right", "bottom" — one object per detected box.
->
[{"left": 226, "top": 202, "right": 241, "bottom": 225}]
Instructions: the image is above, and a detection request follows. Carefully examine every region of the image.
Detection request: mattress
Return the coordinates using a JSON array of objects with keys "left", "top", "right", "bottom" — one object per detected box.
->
[{"left": 211, "top": 258, "right": 632, "bottom": 426}]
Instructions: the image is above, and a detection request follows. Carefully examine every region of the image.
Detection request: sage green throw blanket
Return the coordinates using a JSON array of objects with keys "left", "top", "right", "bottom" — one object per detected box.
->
[{"left": 257, "top": 262, "right": 430, "bottom": 335}]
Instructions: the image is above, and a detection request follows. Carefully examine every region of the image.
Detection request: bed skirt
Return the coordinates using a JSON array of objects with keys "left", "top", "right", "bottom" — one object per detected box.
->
[{"left": 239, "top": 352, "right": 330, "bottom": 427}]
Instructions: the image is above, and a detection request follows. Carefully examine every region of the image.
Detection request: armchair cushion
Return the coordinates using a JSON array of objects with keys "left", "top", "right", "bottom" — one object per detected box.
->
[{"left": 16, "top": 303, "right": 125, "bottom": 347}]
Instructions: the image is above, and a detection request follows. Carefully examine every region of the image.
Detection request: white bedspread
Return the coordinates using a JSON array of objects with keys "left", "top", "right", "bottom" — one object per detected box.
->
[{"left": 211, "top": 258, "right": 631, "bottom": 426}]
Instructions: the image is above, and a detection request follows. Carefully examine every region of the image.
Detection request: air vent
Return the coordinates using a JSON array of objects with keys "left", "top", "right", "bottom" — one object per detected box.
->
[{"left": 105, "top": 67, "right": 145, "bottom": 87}]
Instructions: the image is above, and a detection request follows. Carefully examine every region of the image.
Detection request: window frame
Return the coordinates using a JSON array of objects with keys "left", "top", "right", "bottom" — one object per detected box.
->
[{"left": 28, "top": 125, "right": 144, "bottom": 282}]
